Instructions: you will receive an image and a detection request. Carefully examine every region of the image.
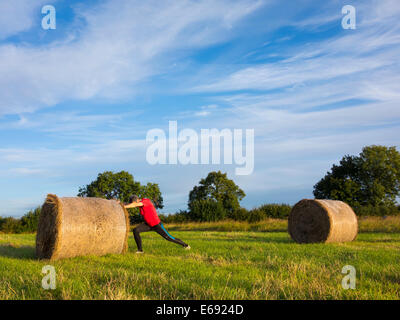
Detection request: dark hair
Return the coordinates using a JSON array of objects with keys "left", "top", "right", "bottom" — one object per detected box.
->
[{"left": 129, "top": 195, "right": 140, "bottom": 203}]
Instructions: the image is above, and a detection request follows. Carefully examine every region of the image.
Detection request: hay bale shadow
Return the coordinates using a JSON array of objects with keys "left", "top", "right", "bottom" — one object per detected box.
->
[{"left": 0, "top": 244, "right": 36, "bottom": 260}]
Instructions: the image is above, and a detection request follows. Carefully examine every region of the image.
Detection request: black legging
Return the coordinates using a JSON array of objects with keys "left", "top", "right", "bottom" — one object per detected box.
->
[{"left": 133, "top": 222, "right": 188, "bottom": 251}]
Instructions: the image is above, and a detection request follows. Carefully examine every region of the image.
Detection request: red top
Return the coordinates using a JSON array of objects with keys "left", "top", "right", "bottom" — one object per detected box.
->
[{"left": 139, "top": 198, "right": 161, "bottom": 227}]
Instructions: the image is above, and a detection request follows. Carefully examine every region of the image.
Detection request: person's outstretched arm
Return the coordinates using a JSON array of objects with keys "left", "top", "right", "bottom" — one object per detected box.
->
[{"left": 124, "top": 201, "right": 144, "bottom": 209}]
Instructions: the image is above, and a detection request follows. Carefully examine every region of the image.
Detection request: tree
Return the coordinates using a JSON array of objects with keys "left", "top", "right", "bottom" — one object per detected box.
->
[
  {"left": 187, "top": 199, "right": 227, "bottom": 222},
  {"left": 78, "top": 171, "right": 163, "bottom": 209},
  {"left": 313, "top": 145, "right": 400, "bottom": 207},
  {"left": 20, "top": 207, "right": 41, "bottom": 232},
  {"left": 188, "top": 171, "right": 245, "bottom": 215}
]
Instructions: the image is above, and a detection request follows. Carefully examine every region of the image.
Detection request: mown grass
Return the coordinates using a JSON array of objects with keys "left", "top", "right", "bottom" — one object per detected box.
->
[{"left": 0, "top": 225, "right": 399, "bottom": 300}]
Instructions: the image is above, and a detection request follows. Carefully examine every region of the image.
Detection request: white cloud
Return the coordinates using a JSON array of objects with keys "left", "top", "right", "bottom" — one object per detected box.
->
[
  {"left": 0, "top": 138, "right": 146, "bottom": 170},
  {"left": 9, "top": 167, "right": 45, "bottom": 175},
  {"left": 0, "top": 0, "right": 263, "bottom": 116},
  {"left": 194, "top": 111, "right": 211, "bottom": 117},
  {"left": 191, "top": 0, "right": 400, "bottom": 111},
  {"left": 0, "top": 0, "right": 50, "bottom": 40}
]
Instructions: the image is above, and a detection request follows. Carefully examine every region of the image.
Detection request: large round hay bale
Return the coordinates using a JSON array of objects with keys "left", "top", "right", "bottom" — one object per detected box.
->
[
  {"left": 288, "top": 199, "right": 358, "bottom": 243},
  {"left": 36, "top": 194, "right": 130, "bottom": 260}
]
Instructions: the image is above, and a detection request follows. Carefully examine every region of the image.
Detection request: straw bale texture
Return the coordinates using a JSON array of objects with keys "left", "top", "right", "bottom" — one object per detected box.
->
[
  {"left": 36, "top": 194, "right": 129, "bottom": 260},
  {"left": 288, "top": 199, "right": 358, "bottom": 243}
]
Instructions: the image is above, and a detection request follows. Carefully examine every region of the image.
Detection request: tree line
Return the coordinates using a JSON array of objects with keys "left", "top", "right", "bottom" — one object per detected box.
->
[{"left": 1, "top": 145, "right": 399, "bottom": 233}]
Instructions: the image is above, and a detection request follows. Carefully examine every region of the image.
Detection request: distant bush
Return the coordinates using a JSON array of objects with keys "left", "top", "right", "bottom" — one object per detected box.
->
[
  {"left": 228, "top": 207, "right": 282, "bottom": 222},
  {"left": 354, "top": 205, "right": 400, "bottom": 217},
  {"left": 161, "top": 203, "right": 293, "bottom": 223},
  {"left": 159, "top": 210, "right": 190, "bottom": 224},
  {"left": 229, "top": 206, "right": 287, "bottom": 223},
  {"left": 258, "top": 204, "right": 292, "bottom": 219},
  {"left": 0, "top": 206, "right": 41, "bottom": 233},
  {"left": 188, "top": 199, "right": 227, "bottom": 222},
  {"left": 246, "top": 208, "right": 266, "bottom": 223},
  {"left": 227, "top": 207, "right": 249, "bottom": 221},
  {"left": 0, "top": 217, "right": 24, "bottom": 233}
]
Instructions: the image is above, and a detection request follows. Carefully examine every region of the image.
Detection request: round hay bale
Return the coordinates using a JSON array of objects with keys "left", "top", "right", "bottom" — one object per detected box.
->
[
  {"left": 36, "top": 194, "right": 130, "bottom": 260},
  {"left": 288, "top": 199, "right": 358, "bottom": 243}
]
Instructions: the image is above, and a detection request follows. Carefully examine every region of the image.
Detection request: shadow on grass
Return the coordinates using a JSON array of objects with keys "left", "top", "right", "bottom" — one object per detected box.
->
[{"left": 0, "top": 244, "right": 36, "bottom": 260}]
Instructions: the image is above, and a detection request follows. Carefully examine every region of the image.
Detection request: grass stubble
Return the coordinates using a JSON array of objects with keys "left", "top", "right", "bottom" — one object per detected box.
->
[{"left": 0, "top": 216, "right": 399, "bottom": 300}]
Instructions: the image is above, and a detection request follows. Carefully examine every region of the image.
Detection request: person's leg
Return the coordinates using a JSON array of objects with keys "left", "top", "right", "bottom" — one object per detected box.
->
[
  {"left": 152, "top": 223, "right": 189, "bottom": 247},
  {"left": 133, "top": 223, "right": 152, "bottom": 252}
]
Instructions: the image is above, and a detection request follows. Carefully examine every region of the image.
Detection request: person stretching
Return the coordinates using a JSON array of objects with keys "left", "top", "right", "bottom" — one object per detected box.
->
[{"left": 122, "top": 195, "right": 190, "bottom": 253}]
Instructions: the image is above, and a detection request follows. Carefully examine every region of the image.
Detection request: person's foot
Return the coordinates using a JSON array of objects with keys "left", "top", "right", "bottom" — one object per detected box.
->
[
  {"left": 136, "top": 250, "right": 144, "bottom": 254},
  {"left": 184, "top": 245, "right": 191, "bottom": 250}
]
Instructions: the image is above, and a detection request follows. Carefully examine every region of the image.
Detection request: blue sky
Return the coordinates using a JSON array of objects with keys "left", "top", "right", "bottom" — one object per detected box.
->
[{"left": 0, "top": 0, "right": 399, "bottom": 217}]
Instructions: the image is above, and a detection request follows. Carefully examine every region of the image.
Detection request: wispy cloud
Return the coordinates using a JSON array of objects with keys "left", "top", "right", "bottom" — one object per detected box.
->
[
  {"left": 0, "top": 0, "right": 50, "bottom": 40},
  {"left": 0, "top": 0, "right": 263, "bottom": 116},
  {"left": 8, "top": 167, "right": 45, "bottom": 176}
]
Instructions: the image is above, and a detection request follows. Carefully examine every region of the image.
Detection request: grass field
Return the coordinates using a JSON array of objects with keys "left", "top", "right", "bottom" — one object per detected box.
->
[{"left": 0, "top": 218, "right": 399, "bottom": 300}]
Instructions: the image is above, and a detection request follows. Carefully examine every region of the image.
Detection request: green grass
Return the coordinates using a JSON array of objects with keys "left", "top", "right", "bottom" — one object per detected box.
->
[{"left": 1, "top": 229, "right": 399, "bottom": 300}]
